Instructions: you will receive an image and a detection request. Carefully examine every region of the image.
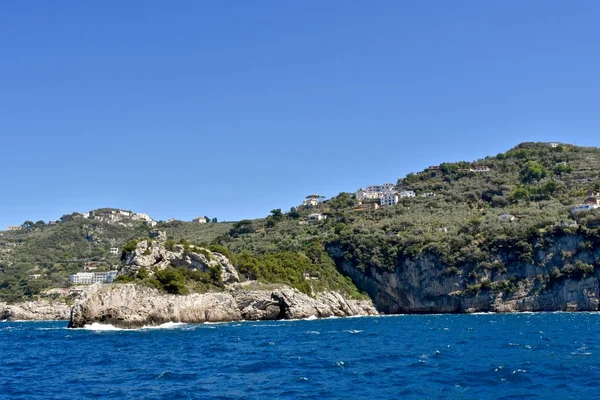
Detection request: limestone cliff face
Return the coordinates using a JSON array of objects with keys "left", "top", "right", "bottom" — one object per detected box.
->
[
  {"left": 329, "top": 233, "right": 600, "bottom": 314},
  {"left": 0, "top": 300, "right": 71, "bottom": 321},
  {"left": 120, "top": 231, "right": 239, "bottom": 284},
  {"left": 68, "top": 284, "right": 378, "bottom": 328}
]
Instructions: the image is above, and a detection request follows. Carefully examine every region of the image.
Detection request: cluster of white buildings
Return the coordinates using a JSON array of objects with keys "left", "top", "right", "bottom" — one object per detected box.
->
[
  {"left": 81, "top": 210, "right": 158, "bottom": 227},
  {"left": 69, "top": 271, "right": 118, "bottom": 285},
  {"left": 356, "top": 184, "right": 416, "bottom": 207}
]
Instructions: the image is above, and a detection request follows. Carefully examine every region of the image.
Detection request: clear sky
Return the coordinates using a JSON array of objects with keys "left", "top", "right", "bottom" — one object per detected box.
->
[{"left": 1, "top": 1, "right": 600, "bottom": 227}]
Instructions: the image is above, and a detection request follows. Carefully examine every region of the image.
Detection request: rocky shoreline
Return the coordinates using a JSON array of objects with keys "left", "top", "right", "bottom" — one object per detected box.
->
[
  {"left": 67, "top": 283, "right": 378, "bottom": 328},
  {"left": 1, "top": 300, "right": 71, "bottom": 321}
]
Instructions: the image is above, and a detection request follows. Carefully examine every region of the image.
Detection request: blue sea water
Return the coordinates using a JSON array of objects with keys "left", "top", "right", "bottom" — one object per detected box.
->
[{"left": 1, "top": 314, "right": 599, "bottom": 399}]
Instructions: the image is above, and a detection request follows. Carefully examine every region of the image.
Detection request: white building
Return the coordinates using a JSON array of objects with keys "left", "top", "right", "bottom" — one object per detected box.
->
[
  {"left": 420, "top": 192, "right": 436, "bottom": 198},
  {"left": 7, "top": 226, "right": 22, "bottom": 231},
  {"left": 471, "top": 166, "right": 491, "bottom": 173},
  {"left": 69, "top": 271, "right": 118, "bottom": 285},
  {"left": 357, "top": 184, "right": 397, "bottom": 202},
  {"left": 109, "top": 247, "right": 119, "bottom": 255},
  {"left": 380, "top": 193, "right": 399, "bottom": 206},
  {"left": 303, "top": 194, "right": 323, "bottom": 207},
  {"left": 549, "top": 142, "right": 560, "bottom": 148},
  {"left": 356, "top": 190, "right": 382, "bottom": 201},
  {"left": 498, "top": 213, "right": 517, "bottom": 222},
  {"left": 571, "top": 204, "right": 599, "bottom": 214},
  {"left": 308, "top": 213, "right": 327, "bottom": 222},
  {"left": 366, "top": 183, "right": 396, "bottom": 193},
  {"left": 399, "top": 190, "right": 416, "bottom": 198},
  {"left": 192, "top": 217, "right": 207, "bottom": 224},
  {"left": 131, "top": 213, "right": 157, "bottom": 227}
]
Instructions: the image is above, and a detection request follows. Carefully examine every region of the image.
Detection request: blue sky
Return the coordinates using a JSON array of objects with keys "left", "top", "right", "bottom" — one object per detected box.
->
[{"left": 1, "top": 1, "right": 600, "bottom": 227}]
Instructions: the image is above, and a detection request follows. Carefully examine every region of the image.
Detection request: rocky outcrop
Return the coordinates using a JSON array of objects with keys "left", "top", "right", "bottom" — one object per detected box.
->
[
  {"left": 120, "top": 231, "right": 239, "bottom": 284},
  {"left": 0, "top": 300, "right": 71, "bottom": 321},
  {"left": 329, "top": 234, "right": 600, "bottom": 314},
  {"left": 68, "top": 283, "right": 378, "bottom": 328}
]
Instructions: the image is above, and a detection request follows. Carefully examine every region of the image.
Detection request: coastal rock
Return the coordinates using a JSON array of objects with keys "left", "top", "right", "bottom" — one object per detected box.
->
[
  {"left": 120, "top": 231, "right": 239, "bottom": 284},
  {"left": 0, "top": 300, "right": 71, "bottom": 321},
  {"left": 68, "top": 283, "right": 378, "bottom": 328},
  {"left": 329, "top": 236, "right": 600, "bottom": 314}
]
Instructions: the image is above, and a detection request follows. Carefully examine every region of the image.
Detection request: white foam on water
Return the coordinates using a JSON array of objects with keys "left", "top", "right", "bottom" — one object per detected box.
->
[
  {"left": 141, "top": 322, "right": 187, "bottom": 330},
  {"left": 83, "top": 321, "right": 189, "bottom": 331},
  {"left": 83, "top": 323, "right": 125, "bottom": 331}
]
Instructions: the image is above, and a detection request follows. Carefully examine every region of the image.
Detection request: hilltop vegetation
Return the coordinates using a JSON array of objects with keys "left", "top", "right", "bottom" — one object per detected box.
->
[{"left": 2, "top": 142, "right": 600, "bottom": 306}]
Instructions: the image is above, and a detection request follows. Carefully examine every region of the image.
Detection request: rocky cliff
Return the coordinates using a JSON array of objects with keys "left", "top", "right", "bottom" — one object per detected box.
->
[
  {"left": 329, "top": 233, "right": 600, "bottom": 314},
  {"left": 120, "top": 230, "right": 239, "bottom": 283},
  {"left": 1, "top": 300, "right": 71, "bottom": 321},
  {"left": 68, "top": 283, "right": 377, "bottom": 328},
  {"left": 66, "top": 231, "right": 377, "bottom": 328}
]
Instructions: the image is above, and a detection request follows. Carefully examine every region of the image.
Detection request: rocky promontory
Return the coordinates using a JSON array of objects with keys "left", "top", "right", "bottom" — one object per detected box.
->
[
  {"left": 67, "top": 230, "right": 377, "bottom": 328},
  {"left": 1, "top": 300, "right": 71, "bottom": 321},
  {"left": 68, "top": 283, "right": 377, "bottom": 328}
]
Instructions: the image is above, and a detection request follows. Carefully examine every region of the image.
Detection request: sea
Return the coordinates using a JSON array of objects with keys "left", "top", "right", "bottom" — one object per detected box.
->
[{"left": 1, "top": 313, "right": 599, "bottom": 399}]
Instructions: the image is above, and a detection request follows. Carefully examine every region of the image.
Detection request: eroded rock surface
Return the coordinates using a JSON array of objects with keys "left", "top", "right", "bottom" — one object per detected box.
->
[
  {"left": 68, "top": 284, "right": 378, "bottom": 328},
  {"left": 121, "top": 231, "right": 239, "bottom": 284},
  {"left": 1, "top": 300, "right": 71, "bottom": 321}
]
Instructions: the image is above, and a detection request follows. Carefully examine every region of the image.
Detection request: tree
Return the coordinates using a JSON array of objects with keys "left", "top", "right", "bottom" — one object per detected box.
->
[
  {"left": 270, "top": 209, "right": 284, "bottom": 222},
  {"left": 289, "top": 207, "right": 300, "bottom": 219},
  {"left": 229, "top": 220, "right": 254, "bottom": 237},
  {"left": 520, "top": 161, "right": 548, "bottom": 183},
  {"left": 155, "top": 268, "right": 187, "bottom": 295},
  {"left": 22, "top": 221, "right": 34, "bottom": 229},
  {"left": 511, "top": 187, "right": 530, "bottom": 203},
  {"left": 211, "top": 217, "right": 218, "bottom": 223},
  {"left": 34, "top": 220, "right": 45, "bottom": 226}
]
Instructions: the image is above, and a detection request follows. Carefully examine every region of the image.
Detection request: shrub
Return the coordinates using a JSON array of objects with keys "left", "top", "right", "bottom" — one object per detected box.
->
[
  {"left": 113, "top": 274, "right": 134, "bottom": 283},
  {"left": 165, "top": 239, "right": 176, "bottom": 252},
  {"left": 155, "top": 267, "right": 187, "bottom": 295}
]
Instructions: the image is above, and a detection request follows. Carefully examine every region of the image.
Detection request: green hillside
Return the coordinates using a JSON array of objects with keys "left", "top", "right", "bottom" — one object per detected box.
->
[{"left": 2, "top": 142, "right": 600, "bottom": 303}]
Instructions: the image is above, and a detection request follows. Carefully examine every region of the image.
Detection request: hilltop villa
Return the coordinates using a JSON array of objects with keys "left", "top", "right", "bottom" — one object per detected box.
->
[{"left": 303, "top": 194, "right": 323, "bottom": 207}]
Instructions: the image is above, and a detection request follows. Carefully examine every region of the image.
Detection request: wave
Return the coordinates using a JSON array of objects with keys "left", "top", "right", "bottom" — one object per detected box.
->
[
  {"left": 82, "top": 321, "right": 189, "bottom": 331},
  {"left": 141, "top": 322, "right": 187, "bottom": 330},
  {"left": 83, "top": 323, "right": 125, "bottom": 331},
  {"left": 344, "top": 329, "right": 363, "bottom": 334}
]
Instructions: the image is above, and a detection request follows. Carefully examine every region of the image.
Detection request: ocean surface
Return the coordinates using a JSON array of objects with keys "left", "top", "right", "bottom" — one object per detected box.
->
[{"left": 1, "top": 313, "right": 599, "bottom": 399}]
